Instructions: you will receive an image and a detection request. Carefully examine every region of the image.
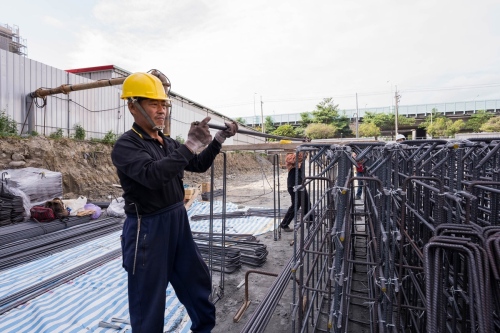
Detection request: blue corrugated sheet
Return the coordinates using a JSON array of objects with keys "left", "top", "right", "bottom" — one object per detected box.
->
[{"left": 0, "top": 200, "right": 276, "bottom": 332}]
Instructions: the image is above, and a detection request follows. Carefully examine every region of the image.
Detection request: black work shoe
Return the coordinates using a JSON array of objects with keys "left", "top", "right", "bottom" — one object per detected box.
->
[
  {"left": 281, "top": 226, "right": 293, "bottom": 232},
  {"left": 355, "top": 196, "right": 361, "bottom": 200}
]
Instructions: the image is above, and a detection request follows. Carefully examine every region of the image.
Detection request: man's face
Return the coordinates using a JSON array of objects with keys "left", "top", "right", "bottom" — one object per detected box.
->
[{"left": 131, "top": 98, "right": 169, "bottom": 130}]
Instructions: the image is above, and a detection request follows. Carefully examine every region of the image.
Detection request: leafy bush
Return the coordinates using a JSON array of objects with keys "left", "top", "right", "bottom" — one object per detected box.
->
[
  {"left": 358, "top": 123, "right": 381, "bottom": 139},
  {"left": 427, "top": 118, "right": 465, "bottom": 137},
  {"left": 273, "top": 124, "right": 297, "bottom": 138},
  {"left": 304, "top": 123, "right": 337, "bottom": 139},
  {"left": 466, "top": 110, "right": 495, "bottom": 132},
  {"left": 0, "top": 111, "right": 18, "bottom": 136},
  {"left": 73, "top": 124, "right": 86, "bottom": 140},
  {"left": 480, "top": 116, "right": 500, "bottom": 132},
  {"left": 101, "top": 130, "right": 118, "bottom": 144},
  {"left": 49, "top": 128, "right": 64, "bottom": 139}
]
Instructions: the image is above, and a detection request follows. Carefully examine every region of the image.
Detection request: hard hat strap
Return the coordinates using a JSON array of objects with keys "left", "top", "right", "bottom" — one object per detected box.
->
[{"left": 131, "top": 99, "right": 165, "bottom": 131}]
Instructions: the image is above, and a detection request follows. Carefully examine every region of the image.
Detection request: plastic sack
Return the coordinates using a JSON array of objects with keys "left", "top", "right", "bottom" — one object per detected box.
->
[
  {"left": 107, "top": 197, "right": 125, "bottom": 217},
  {"left": 84, "top": 203, "right": 102, "bottom": 219},
  {"left": 62, "top": 196, "right": 87, "bottom": 216}
]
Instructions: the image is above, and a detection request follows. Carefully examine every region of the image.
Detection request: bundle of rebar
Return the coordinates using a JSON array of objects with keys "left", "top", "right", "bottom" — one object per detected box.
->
[
  {"left": 0, "top": 215, "right": 94, "bottom": 246},
  {"left": 192, "top": 232, "right": 268, "bottom": 273},
  {"left": 190, "top": 208, "right": 287, "bottom": 221},
  {"left": 0, "top": 217, "right": 123, "bottom": 271}
]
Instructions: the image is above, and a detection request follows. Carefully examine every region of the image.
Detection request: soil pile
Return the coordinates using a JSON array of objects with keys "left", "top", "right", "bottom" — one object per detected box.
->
[{"left": 0, "top": 136, "right": 272, "bottom": 201}]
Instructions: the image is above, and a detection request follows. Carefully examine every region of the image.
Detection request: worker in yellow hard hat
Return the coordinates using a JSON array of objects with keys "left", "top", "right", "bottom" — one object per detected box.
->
[{"left": 112, "top": 71, "right": 237, "bottom": 333}]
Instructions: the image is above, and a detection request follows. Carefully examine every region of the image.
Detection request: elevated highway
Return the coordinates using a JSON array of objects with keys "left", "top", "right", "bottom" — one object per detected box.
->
[{"left": 241, "top": 99, "right": 500, "bottom": 127}]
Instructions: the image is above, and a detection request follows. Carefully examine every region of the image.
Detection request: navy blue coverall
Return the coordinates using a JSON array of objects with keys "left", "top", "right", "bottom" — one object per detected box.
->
[{"left": 111, "top": 123, "right": 220, "bottom": 333}]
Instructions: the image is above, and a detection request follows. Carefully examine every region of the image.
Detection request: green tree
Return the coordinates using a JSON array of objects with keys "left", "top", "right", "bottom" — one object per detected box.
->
[
  {"left": 363, "top": 112, "right": 415, "bottom": 129},
  {"left": 358, "top": 123, "right": 381, "bottom": 139},
  {"left": 304, "top": 123, "right": 337, "bottom": 139},
  {"left": 466, "top": 110, "right": 494, "bottom": 132},
  {"left": 311, "top": 98, "right": 339, "bottom": 124},
  {"left": 363, "top": 111, "right": 390, "bottom": 128},
  {"left": 335, "top": 112, "right": 353, "bottom": 137},
  {"left": 480, "top": 116, "right": 500, "bottom": 132},
  {"left": 235, "top": 117, "right": 246, "bottom": 125},
  {"left": 264, "top": 116, "right": 275, "bottom": 134},
  {"left": 309, "top": 98, "right": 352, "bottom": 137},
  {"left": 427, "top": 118, "right": 465, "bottom": 137},
  {"left": 419, "top": 108, "right": 443, "bottom": 130},
  {"left": 273, "top": 124, "right": 297, "bottom": 138},
  {"left": 299, "top": 112, "right": 313, "bottom": 127}
]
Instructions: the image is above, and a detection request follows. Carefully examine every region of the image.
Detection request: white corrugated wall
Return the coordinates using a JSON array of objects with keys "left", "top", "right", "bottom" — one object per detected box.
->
[{"left": 0, "top": 49, "right": 265, "bottom": 145}]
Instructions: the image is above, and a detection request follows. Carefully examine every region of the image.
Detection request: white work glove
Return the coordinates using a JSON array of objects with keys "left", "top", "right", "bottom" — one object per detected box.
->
[
  {"left": 215, "top": 121, "right": 238, "bottom": 144},
  {"left": 185, "top": 116, "right": 212, "bottom": 153}
]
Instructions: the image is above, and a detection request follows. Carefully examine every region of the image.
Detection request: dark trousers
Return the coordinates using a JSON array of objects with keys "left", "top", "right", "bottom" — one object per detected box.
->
[
  {"left": 121, "top": 202, "right": 215, "bottom": 333},
  {"left": 281, "top": 187, "right": 312, "bottom": 228},
  {"left": 356, "top": 171, "right": 364, "bottom": 197}
]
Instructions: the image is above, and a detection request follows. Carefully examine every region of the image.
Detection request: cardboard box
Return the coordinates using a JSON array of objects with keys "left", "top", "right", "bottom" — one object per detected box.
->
[{"left": 201, "top": 182, "right": 211, "bottom": 193}]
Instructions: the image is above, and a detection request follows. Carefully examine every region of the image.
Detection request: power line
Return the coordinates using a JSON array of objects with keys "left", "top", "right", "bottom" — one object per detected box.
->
[{"left": 212, "top": 82, "right": 500, "bottom": 108}]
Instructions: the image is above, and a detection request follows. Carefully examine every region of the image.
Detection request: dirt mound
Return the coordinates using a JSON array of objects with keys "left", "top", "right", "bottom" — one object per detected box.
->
[{"left": 0, "top": 136, "right": 269, "bottom": 201}]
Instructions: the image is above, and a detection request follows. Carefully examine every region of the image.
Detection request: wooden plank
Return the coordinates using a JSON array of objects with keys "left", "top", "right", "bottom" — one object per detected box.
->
[{"left": 184, "top": 188, "right": 199, "bottom": 210}]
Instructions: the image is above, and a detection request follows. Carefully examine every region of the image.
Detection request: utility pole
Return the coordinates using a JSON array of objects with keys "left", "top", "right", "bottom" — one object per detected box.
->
[
  {"left": 394, "top": 86, "right": 400, "bottom": 137},
  {"left": 260, "top": 96, "right": 265, "bottom": 133},
  {"left": 355, "top": 93, "right": 359, "bottom": 138}
]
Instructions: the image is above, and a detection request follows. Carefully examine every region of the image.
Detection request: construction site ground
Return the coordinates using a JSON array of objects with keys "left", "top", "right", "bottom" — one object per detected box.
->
[
  {"left": 202, "top": 169, "right": 296, "bottom": 333},
  {"left": 0, "top": 136, "right": 305, "bottom": 332}
]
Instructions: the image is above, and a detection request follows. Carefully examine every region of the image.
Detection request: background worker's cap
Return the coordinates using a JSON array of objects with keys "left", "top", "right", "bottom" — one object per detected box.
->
[
  {"left": 396, "top": 134, "right": 405, "bottom": 141},
  {"left": 121, "top": 72, "right": 169, "bottom": 101}
]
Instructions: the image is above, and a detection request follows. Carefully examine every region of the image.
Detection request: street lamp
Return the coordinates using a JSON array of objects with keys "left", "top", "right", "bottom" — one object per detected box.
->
[
  {"left": 473, "top": 94, "right": 479, "bottom": 113},
  {"left": 253, "top": 93, "right": 257, "bottom": 128},
  {"left": 355, "top": 93, "right": 359, "bottom": 138},
  {"left": 353, "top": 112, "right": 359, "bottom": 138}
]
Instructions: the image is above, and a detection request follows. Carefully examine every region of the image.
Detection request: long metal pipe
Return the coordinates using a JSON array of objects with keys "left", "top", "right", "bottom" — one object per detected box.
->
[{"left": 207, "top": 123, "right": 305, "bottom": 142}]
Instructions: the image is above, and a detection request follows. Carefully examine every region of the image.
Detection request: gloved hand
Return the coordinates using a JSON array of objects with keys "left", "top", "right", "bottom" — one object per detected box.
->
[
  {"left": 185, "top": 116, "right": 212, "bottom": 153},
  {"left": 215, "top": 121, "right": 238, "bottom": 144}
]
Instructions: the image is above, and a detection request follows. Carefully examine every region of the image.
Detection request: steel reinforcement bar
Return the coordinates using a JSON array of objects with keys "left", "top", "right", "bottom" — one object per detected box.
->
[{"left": 238, "top": 138, "right": 500, "bottom": 333}]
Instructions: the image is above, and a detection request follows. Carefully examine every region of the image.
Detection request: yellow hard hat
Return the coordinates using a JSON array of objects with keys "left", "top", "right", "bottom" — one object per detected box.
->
[{"left": 121, "top": 72, "right": 169, "bottom": 100}]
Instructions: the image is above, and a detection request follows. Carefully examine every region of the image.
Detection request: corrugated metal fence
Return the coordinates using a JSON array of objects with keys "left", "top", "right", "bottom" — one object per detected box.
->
[{"left": 0, "top": 49, "right": 264, "bottom": 146}]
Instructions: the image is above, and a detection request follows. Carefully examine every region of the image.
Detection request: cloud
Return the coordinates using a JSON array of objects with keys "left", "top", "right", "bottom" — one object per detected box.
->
[
  {"left": 58, "top": 0, "right": 500, "bottom": 117},
  {"left": 42, "top": 16, "right": 65, "bottom": 28}
]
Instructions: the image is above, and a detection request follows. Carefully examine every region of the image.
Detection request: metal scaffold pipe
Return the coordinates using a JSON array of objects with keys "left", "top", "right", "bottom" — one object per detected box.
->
[{"left": 207, "top": 123, "right": 305, "bottom": 142}]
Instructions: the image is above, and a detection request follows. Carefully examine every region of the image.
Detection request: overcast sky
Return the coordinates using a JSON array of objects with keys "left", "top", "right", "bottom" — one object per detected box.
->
[{"left": 2, "top": 0, "right": 500, "bottom": 119}]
